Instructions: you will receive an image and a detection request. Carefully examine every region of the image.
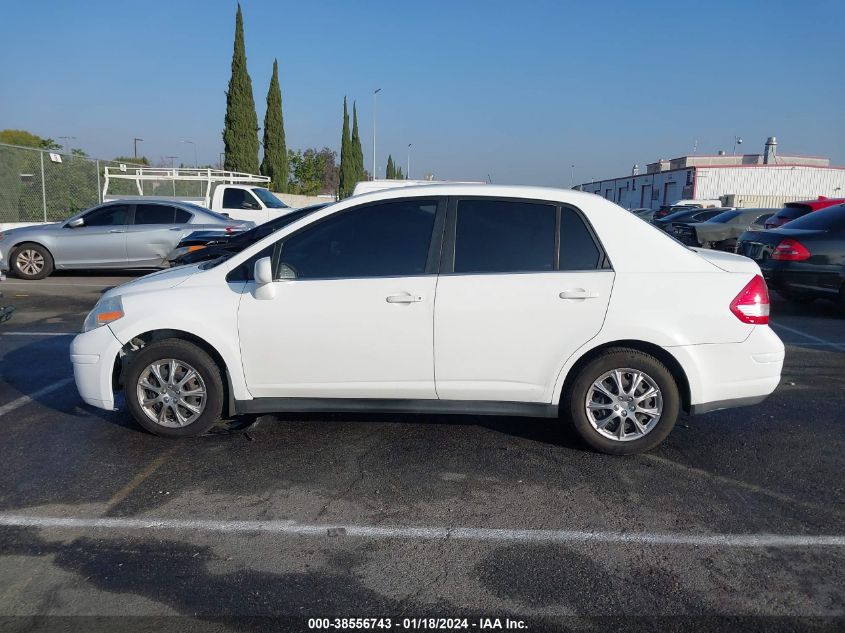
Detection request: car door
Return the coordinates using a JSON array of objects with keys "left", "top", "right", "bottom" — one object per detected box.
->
[
  {"left": 237, "top": 197, "right": 445, "bottom": 399},
  {"left": 221, "top": 187, "right": 266, "bottom": 223},
  {"left": 52, "top": 203, "right": 130, "bottom": 267},
  {"left": 125, "top": 203, "right": 188, "bottom": 266},
  {"left": 434, "top": 198, "right": 614, "bottom": 403}
]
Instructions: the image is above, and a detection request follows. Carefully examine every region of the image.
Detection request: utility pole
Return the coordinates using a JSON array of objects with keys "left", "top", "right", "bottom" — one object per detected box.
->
[
  {"left": 372, "top": 88, "right": 381, "bottom": 180},
  {"left": 134, "top": 137, "right": 144, "bottom": 159},
  {"left": 407, "top": 143, "right": 412, "bottom": 180}
]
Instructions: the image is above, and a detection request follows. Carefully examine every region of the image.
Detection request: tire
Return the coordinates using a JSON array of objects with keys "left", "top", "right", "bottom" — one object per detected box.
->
[
  {"left": 11, "top": 243, "right": 54, "bottom": 280},
  {"left": 124, "top": 339, "right": 224, "bottom": 438},
  {"left": 563, "top": 348, "right": 680, "bottom": 455}
]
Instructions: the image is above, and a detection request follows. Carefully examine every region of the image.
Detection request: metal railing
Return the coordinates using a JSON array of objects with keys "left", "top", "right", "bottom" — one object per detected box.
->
[{"left": 0, "top": 143, "right": 147, "bottom": 224}]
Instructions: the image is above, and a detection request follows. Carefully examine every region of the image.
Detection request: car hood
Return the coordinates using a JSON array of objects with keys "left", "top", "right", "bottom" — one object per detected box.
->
[
  {"left": 2, "top": 222, "right": 63, "bottom": 238},
  {"left": 102, "top": 264, "right": 203, "bottom": 300},
  {"left": 690, "top": 248, "right": 760, "bottom": 274}
]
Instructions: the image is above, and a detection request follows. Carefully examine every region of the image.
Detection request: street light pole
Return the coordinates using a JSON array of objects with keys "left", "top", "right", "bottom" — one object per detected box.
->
[
  {"left": 733, "top": 136, "right": 743, "bottom": 156},
  {"left": 182, "top": 140, "right": 197, "bottom": 167},
  {"left": 134, "top": 137, "right": 144, "bottom": 159},
  {"left": 372, "top": 88, "right": 381, "bottom": 180},
  {"left": 407, "top": 143, "right": 412, "bottom": 180},
  {"left": 570, "top": 164, "right": 575, "bottom": 188}
]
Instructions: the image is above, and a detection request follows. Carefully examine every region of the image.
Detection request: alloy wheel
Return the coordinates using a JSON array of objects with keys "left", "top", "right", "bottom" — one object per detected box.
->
[
  {"left": 585, "top": 368, "right": 663, "bottom": 441},
  {"left": 17, "top": 249, "right": 45, "bottom": 276},
  {"left": 136, "top": 358, "right": 207, "bottom": 428}
]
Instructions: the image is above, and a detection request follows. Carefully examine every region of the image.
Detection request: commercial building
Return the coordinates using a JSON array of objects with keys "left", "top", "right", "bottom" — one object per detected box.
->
[{"left": 577, "top": 137, "right": 845, "bottom": 209}]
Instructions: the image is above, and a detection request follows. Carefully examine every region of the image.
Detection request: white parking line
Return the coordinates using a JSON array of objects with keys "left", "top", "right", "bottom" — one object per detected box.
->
[
  {"left": 770, "top": 322, "right": 845, "bottom": 352},
  {"left": 0, "top": 513, "right": 842, "bottom": 548},
  {"left": 0, "top": 378, "right": 74, "bottom": 417}
]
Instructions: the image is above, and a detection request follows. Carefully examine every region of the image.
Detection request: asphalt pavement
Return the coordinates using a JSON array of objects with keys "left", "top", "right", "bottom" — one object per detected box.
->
[{"left": 0, "top": 272, "right": 843, "bottom": 632}]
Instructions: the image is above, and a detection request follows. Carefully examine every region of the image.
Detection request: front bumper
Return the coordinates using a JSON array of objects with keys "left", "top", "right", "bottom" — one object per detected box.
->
[{"left": 71, "top": 325, "right": 123, "bottom": 411}]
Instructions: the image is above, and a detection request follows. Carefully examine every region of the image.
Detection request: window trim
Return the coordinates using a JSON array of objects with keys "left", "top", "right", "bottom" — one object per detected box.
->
[
  {"left": 440, "top": 195, "right": 612, "bottom": 275},
  {"left": 267, "top": 197, "right": 448, "bottom": 281}
]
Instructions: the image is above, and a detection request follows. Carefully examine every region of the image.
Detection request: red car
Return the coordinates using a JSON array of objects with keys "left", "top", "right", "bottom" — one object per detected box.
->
[{"left": 763, "top": 197, "right": 845, "bottom": 229}]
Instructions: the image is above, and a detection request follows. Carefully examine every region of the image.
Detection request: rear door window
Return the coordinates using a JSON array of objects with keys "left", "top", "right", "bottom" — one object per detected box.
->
[
  {"left": 559, "top": 207, "right": 602, "bottom": 270},
  {"left": 134, "top": 204, "right": 177, "bottom": 224},
  {"left": 174, "top": 208, "right": 192, "bottom": 223},
  {"left": 454, "top": 199, "right": 556, "bottom": 273}
]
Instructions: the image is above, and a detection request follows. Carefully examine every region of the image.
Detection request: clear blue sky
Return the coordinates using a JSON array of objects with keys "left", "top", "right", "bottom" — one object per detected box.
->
[{"left": 1, "top": 0, "right": 843, "bottom": 185}]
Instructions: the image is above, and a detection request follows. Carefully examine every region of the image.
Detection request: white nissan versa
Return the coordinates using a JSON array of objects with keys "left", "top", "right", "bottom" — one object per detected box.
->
[{"left": 71, "top": 185, "right": 784, "bottom": 455}]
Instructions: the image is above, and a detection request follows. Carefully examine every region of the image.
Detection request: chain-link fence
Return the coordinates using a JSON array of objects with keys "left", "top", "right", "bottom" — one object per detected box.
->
[{"left": 0, "top": 143, "right": 147, "bottom": 224}]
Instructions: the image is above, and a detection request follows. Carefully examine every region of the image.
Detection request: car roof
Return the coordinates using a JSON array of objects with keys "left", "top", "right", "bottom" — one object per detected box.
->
[{"left": 784, "top": 197, "right": 845, "bottom": 211}]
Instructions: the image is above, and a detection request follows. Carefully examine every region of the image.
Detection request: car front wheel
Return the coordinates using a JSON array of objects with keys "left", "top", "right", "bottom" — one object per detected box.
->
[
  {"left": 125, "top": 339, "right": 224, "bottom": 437},
  {"left": 563, "top": 348, "right": 680, "bottom": 455},
  {"left": 11, "top": 243, "right": 54, "bottom": 280}
]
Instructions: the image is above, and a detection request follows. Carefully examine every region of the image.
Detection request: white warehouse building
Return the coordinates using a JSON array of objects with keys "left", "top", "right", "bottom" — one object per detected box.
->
[{"left": 577, "top": 137, "right": 845, "bottom": 210}]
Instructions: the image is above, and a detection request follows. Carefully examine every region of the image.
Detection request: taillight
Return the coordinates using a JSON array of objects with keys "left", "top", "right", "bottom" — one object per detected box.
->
[
  {"left": 771, "top": 238, "right": 810, "bottom": 261},
  {"left": 224, "top": 226, "right": 238, "bottom": 233},
  {"left": 729, "top": 275, "right": 770, "bottom": 325}
]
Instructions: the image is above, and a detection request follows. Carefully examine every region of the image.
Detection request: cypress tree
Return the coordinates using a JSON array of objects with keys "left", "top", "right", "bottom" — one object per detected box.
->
[
  {"left": 338, "top": 97, "right": 354, "bottom": 198},
  {"left": 351, "top": 102, "right": 365, "bottom": 184},
  {"left": 260, "top": 59, "right": 288, "bottom": 191},
  {"left": 223, "top": 3, "right": 260, "bottom": 174},
  {"left": 386, "top": 155, "right": 395, "bottom": 179}
]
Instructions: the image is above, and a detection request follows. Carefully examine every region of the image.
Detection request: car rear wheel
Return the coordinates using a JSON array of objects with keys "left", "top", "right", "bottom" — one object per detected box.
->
[
  {"left": 125, "top": 339, "right": 224, "bottom": 438},
  {"left": 11, "top": 243, "right": 54, "bottom": 280},
  {"left": 563, "top": 348, "right": 680, "bottom": 455}
]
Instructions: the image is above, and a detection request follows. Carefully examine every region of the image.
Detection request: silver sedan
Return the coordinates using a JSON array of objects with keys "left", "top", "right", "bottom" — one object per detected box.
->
[{"left": 0, "top": 200, "right": 253, "bottom": 280}]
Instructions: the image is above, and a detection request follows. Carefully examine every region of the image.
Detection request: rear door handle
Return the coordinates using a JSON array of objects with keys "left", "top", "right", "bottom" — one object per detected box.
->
[
  {"left": 559, "top": 289, "right": 599, "bottom": 300},
  {"left": 169, "top": 226, "right": 183, "bottom": 231},
  {"left": 386, "top": 293, "right": 423, "bottom": 304},
  {"left": 108, "top": 229, "right": 125, "bottom": 233}
]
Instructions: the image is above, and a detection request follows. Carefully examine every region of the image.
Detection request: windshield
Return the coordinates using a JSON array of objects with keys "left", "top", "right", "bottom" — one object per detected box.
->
[
  {"left": 708, "top": 211, "right": 741, "bottom": 223},
  {"left": 198, "top": 204, "right": 327, "bottom": 270},
  {"left": 252, "top": 188, "right": 289, "bottom": 209}
]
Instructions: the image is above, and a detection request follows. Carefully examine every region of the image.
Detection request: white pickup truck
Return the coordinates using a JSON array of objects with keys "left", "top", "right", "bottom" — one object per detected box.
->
[{"left": 102, "top": 167, "right": 291, "bottom": 224}]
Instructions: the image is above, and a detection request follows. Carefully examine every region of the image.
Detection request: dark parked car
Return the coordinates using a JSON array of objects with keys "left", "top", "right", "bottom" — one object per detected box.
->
[
  {"left": 168, "top": 203, "right": 328, "bottom": 265},
  {"left": 762, "top": 197, "right": 845, "bottom": 229},
  {"left": 736, "top": 204, "right": 845, "bottom": 311},
  {"left": 652, "top": 207, "right": 727, "bottom": 233},
  {"left": 653, "top": 203, "right": 700, "bottom": 220},
  {"left": 672, "top": 208, "right": 777, "bottom": 250}
]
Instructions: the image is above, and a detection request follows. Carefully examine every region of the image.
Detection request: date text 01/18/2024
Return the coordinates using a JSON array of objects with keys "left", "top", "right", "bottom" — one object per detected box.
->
[{"left": 307, "top": 617, "right": 528, "bottom": 630}]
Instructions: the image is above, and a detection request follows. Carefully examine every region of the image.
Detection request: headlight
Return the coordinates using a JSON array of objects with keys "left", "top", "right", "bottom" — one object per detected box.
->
[{"left": 83, "top": 296, "right": 124, "bottom": 332}]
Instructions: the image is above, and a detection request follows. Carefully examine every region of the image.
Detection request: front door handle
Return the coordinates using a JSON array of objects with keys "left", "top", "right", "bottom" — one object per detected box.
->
[
  {"left": 559, "top": 289, "right": 599, "bottom": 300},
  {"left": 386, "top": 293, "right": 423, "bottom": 304}
]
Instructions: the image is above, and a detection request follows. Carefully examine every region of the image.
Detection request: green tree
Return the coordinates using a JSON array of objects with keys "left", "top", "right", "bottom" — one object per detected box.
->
[
  {"left": 260, "top": 58, "right": 288, "bottom": 192},
  {"left": 385, "top": 154, "right": 396, "bottom": 179},
  {"left": 351, "top": 102, "right": 365, "bottom": 184},
  {"left": 222, "top": 3, "right": 259, "bottom": 174},
  {"left": 0, "top": 129, "right": 60, "bottom": 150},
  {"left": 338, "top": 97, "right": 355, "bottom": 198},
  {"left": 396, "top": 166, "right": 404, "bottom": 179},
  {"left": 287, "top": 147, "right": 338, "bottom": 196}
]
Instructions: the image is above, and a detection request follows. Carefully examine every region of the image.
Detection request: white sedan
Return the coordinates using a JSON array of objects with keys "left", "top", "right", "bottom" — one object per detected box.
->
[{"left": 71, "top": 184, "right": 784, "bottom": 455}]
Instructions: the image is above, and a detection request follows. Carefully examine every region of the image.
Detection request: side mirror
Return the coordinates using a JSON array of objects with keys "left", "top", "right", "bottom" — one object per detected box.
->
[
  {"left": 67, "top": 218, "right": 84, "bottom": 228},
  {"left": 254, "top": 257, "right": 275, "bottom": 300}
]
